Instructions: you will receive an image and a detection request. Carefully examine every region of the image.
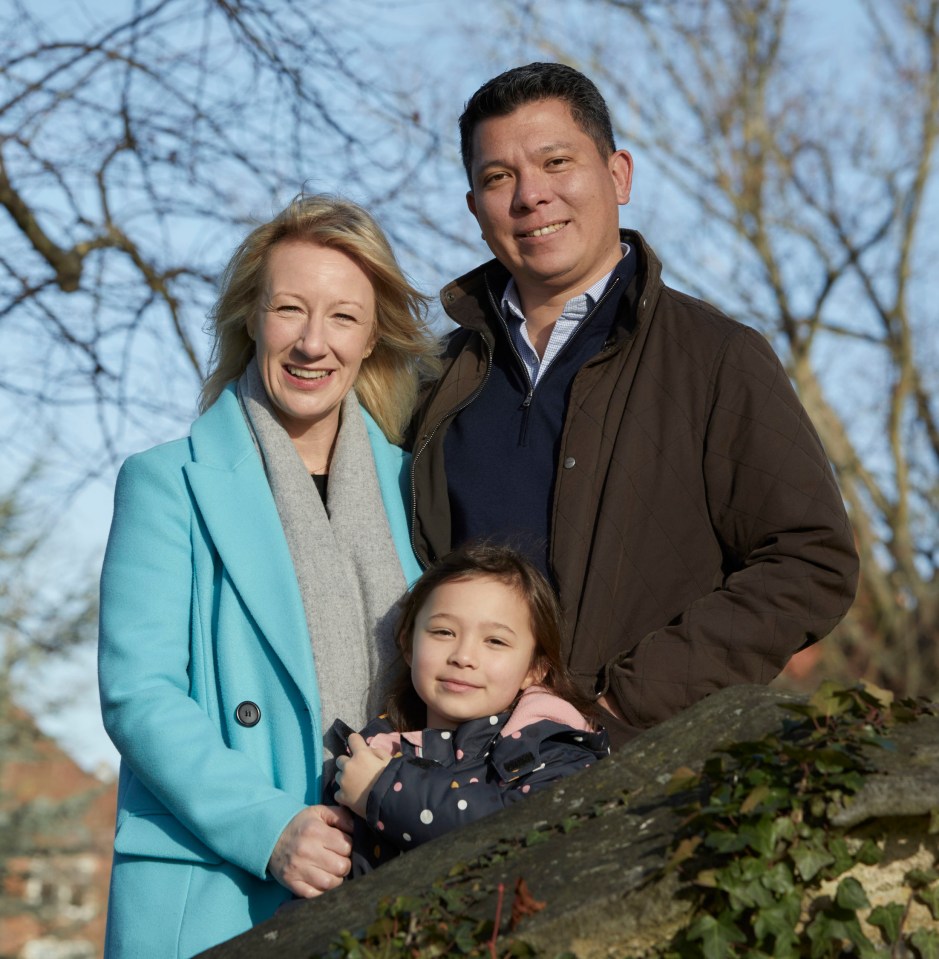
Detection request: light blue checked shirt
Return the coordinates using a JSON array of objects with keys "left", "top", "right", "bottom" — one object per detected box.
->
[{"left": 502, "top": 244, "right": 631, "bottom": 387}]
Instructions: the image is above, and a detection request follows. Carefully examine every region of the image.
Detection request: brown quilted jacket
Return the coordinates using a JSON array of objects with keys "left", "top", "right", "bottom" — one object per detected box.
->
[{"left": 410, "top": 231, "right": 858, "bottom": 746}]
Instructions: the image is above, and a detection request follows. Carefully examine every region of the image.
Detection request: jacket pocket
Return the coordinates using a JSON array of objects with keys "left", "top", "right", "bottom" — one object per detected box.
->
[{"left": 114, "top": 811, "right": 223, "bottom": 865}]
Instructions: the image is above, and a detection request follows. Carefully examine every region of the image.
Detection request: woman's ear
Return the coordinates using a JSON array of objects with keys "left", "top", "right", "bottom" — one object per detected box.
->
[{"left": 364, "top": 321, "right": 379, "bottom": 359}]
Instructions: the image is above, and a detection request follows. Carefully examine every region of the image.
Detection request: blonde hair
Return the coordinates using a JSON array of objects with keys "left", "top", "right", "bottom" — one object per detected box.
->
[{"left": 200, "top": 194, "right": 439, "bottom": 443}]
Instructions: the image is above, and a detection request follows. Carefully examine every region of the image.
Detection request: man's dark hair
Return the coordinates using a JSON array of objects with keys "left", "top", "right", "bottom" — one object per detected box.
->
[{"left": 459, "top": 62, "right": 617, "bottom": 185}]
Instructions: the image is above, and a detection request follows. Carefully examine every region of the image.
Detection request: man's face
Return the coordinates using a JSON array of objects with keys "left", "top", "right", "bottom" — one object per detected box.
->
[{"left": 466, "top": 98, "right": 632, "bottom": 307}]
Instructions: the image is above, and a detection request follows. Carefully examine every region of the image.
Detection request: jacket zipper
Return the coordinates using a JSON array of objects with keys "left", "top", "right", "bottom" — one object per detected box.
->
[
  {"left": 410, "top": 274, "right": 625, "bottom": 566},
  {"left": 506, "top": 275, "right": 624, "bottom": 444},
  {"left": 489, "top": 282, "right": 537, "bottom": 446}
]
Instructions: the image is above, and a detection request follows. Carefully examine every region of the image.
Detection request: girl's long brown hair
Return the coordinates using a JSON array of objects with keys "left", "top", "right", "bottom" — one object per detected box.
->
[{"left": 384, "top": 542, "right": 600, "bottom": 731}]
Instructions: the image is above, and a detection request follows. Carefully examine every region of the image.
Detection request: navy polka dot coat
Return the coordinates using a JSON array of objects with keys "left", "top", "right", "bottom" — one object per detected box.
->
[{"left": 330, "top": 688, "right": 609, "bottom": 875}]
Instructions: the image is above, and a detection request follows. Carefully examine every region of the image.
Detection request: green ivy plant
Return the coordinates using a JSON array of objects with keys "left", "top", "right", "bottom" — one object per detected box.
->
[
  {"left": 660, "top": 682, "right": 939, "bottom": 959},
  {"left": 322, "top": 883, "right": 547, "bottom": 959},
  {"left": 318, "top": 799, "right": 625, "bottom": 959},
  {"left": 314, "top": 684, "right": 938, "bottom": 958}
]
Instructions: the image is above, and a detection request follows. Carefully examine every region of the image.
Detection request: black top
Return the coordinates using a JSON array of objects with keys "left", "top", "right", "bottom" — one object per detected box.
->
[
  {"left": 328, "top": 709, "right": 609, "bottom": 876},
  {"left": 310, "top": 472, "right": 328, "bottom": 503}
]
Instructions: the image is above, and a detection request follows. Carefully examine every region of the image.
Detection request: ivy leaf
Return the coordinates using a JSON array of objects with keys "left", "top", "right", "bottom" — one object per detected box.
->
[
  {"left": 761, "top": 861, "right": 796, "bottom": 897},
  {"left": 667, "top": 765, "right": 699, "bottom": 794},
  {"left": 808, "top": 681, "right": 848, "bottom": 717},
  {"left": 906, "top": 869, "right": 939, "bottom": 889},
  {"left": 892, "top": 701, "right": 921, "bottom": 723},
  {"left": 791, "top": 841, "right": 835, "bottom": 881},
  {"left": 723, "top": 858, "right": 775, "bottom": 910},
  {"left": 827, "top": 836, "right": 855, "bottom": 877},
  {"left": 702, "top": 756, "right": 726, "bottom": 780},
  {"left": 704, "top": 829, "right": 749, "bottom": 854},
  {"left": 855, "top": 679, "right": 894, "bottom": 710},
  {"left": 667, "top": 834, "right": 701, "bottom": 871},
  {"left": 829, "top": 769, "right": 866, "bottom": 796},
  {"left": 915, "top": 885, "right": 939, "bottom": 921},
  {"left": 772, "top": 813, "right": 797, "bottom": 845},
  {"left": 686, "top": 913, "right": 746, "bottom": 959},
  {"left": 451, "top": 919, "right": 483, "bottom": 954},
  {"left": 867, "top": 903, "right": 905, "bottom": 945},
  {"left": 854, "top": 839, "right": 883, "bottom": 866},
  {"left": 835, "top": 877, "right": 870, "bottom": 911},
  {"left": 524, "top": 828, "right": 549, "bottom": 847},
  {"left": 740, "top": 783, "right": 771, "bottom": 814},
  {"left": 752, "top": 896, "right": 801, "bottom": 952},
  {"left": 694, "top": 868, "right": 719, "bottom": 889},
  {"left": 505, "top": 945, "right": 539, "bottom": 957},
  {"left": 739, "top": 817, "right": 778, "bottom": 857},
  {"left": 811, "top": 747, "right": 856, "bottom": 774},
  {"left": 806, "top": 908, "right": 872, "bottom": 959},
  {"left": 911, "top": 928, "right": 939, "bottom": 959}
]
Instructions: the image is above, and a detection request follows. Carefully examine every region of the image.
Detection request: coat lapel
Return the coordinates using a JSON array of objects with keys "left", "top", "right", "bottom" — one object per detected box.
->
[{"left": 183, "top": 386, "right": 318, "bottom": 702}]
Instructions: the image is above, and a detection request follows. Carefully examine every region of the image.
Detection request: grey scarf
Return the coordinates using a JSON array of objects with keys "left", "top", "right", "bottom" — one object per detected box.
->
[{"left": 237, "top": 359, "right": 405, "bottom": 775}]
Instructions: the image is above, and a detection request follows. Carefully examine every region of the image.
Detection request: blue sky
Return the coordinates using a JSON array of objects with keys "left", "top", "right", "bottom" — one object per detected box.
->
[{"left": 5, "top": 0, "right": 882, "bottom": 774}]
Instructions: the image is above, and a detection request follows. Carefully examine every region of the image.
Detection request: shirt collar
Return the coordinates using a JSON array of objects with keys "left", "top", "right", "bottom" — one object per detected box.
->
[{"left": 501, "top": 242, "right": 631, "bottom": 322}]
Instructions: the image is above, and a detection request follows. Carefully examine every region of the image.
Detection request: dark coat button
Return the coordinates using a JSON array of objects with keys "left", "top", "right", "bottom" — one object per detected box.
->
[{"left": 235, "top": 701, "right": 261, "bottom": 727}]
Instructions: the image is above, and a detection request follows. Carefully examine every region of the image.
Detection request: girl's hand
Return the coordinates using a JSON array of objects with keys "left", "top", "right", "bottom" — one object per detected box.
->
[
  {"left": 267, "top": 804, "right": 354, "bottom": 898},
  {"left": 334, "top": 732, "right": 392, "bottom": 818}
]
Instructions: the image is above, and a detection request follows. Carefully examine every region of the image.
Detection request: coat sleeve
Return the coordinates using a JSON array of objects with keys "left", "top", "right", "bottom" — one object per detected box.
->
[
  {"left": 98, "top": 450, "right": 306, "bottom": 879},
  {"left": 364, "top": 725, "right": 609, "bottom": 849},
  {"left": 603, "top": 325, "right": 858, "bottom": 736}
]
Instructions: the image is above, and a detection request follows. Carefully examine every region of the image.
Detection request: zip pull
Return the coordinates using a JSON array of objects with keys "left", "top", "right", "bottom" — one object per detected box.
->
[{"left": 521, "top": 390, "right": 533, "bottom": 409}]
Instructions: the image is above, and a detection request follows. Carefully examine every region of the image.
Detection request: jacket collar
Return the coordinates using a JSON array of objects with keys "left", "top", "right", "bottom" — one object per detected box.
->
[
  {"left": 183, "top": 384, "right": 318, "bottom": 705},
  {"left": 407, "top": 711, "right": 510, "bottom": 766},
  {"left": 439, "top": 229, "right": 663, "bottom": 347}
]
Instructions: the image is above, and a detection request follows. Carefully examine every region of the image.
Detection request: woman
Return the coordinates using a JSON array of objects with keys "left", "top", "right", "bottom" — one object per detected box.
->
[{"left": 98, "top": 194, "right": 438, "bottom": 957}]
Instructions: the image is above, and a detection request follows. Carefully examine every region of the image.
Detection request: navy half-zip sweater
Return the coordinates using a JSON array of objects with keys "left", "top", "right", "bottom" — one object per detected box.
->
[{"left": 445, "top": 248, "right": 638, "bottom": 579}]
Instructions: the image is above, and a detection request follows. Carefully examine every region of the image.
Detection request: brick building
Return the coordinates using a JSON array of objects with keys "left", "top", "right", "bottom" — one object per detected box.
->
[{"left": 1, "top": 710, "right": 116, "bottom": 959}]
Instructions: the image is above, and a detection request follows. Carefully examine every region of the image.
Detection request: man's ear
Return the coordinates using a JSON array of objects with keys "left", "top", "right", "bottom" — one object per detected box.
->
[
  {"left": 466, "top": 190, "right": 478, "bottom": 219},
  {"left": 610, "top": 149, "right": 633, "bottom": 206}
]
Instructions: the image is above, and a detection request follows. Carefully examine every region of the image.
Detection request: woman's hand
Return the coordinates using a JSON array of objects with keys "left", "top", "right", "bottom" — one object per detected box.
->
[
  {"left": 267, "top": 804, "right": 354, "bottom": 898},
  {"left": 334, "top": 732, "right": 392, "bottom": 818}
]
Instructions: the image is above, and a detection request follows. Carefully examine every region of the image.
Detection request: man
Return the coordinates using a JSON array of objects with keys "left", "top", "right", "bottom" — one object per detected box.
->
[{"left": 410, "top": 63, "right": 858, "bottom": 747}]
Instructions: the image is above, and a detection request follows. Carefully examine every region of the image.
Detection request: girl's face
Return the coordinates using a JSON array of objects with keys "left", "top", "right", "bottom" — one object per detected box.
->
[{"left": 407, "top": 575, "right": 544, "bottom": 729}]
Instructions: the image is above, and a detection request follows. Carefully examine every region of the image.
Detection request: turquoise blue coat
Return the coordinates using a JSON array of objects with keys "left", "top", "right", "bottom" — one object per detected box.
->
[{"left": 98, "top": 385, "right": 422, "bottom": 958}]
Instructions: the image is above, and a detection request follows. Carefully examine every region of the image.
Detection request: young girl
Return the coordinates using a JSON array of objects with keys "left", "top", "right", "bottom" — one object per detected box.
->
[{"left": 331, "top": 543, "right": 609, "bottom": 874}]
